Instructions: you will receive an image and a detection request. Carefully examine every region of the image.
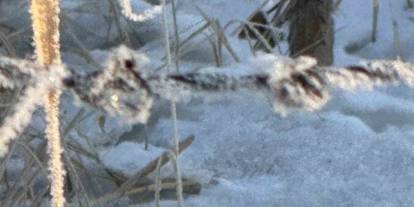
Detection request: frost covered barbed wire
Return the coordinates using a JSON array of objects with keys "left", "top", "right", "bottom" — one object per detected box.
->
[
  {"left": 269, "top": 56, "right": 330, "bottom": 116},
  {"left": 1, "top": 46, "right": 414, "bottom": 156},
  {"left": 0, "top": 60, "right": 67, "bottom": 156},
  {"left": 0, "top": 56, "right": 44, "bottom": 89},
  {"left": 119, "top": 0, "right": 163, "bottom": 22},
  {"left": 269, "top": 56, "right": 414, "bottom": 115},
  {"left": 66, "top": 46, "right": 154, "bottom": 124},
  {"left": 63, "top": 47, "right": 414, "bottom": 120},
  {"left": 146, "top": 72, "right": 270, "bottom": 101}
]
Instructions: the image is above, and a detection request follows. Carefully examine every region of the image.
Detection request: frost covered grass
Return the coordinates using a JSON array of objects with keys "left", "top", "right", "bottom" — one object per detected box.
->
[{"left": 119, "top": 0, "right": 163, "bottom": 22}]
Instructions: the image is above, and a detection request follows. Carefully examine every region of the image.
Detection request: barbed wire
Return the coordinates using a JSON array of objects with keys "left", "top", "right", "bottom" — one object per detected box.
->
[{"left": 1, "top": 45, "right": 414, "bottom": 155}]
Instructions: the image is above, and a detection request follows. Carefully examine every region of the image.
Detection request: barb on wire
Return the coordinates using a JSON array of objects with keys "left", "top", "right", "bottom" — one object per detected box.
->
[{"left": 64, "top": 45, "right": 154, "bottom": 124}]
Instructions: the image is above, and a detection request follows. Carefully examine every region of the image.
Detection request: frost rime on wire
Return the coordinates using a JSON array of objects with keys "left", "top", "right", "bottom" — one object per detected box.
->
[
  {"left": 65, "top": 46, "right": 154, "bottom": 123},
  {"left": 119, "top": 0, "right": 163, "bottom": 22},
  {"left": 146, "top": 72, "right": 270, "bottom": 101},
  {"left": 146, "top": 56, "right": 414, "bottom": 117},
  {"left": 2, "top": 46, "right": 414, "bottom": 156},
  {"left": 269, "top": 56, "right": 329, "bottom": 116},
  {"left": 62, "top": 46, "right": 414, "bottom": 122},
  {"left": 324, "top": 60, "right": 414, "bottom": 90},
  {"left": 0, "top": 58, "right": 67, "bottom": 156},
  {"left": 269, "top": 57, "right": 414, "bottom": 116},
  {"left": 0, "top": 56, "right": 43, "bottom": 89}
]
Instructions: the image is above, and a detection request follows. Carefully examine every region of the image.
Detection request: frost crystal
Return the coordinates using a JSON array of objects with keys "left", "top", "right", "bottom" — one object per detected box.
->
[
  {"left": 0, "top": 56, "right": 41, "bottom": 89},
  {"left": 323, "top": 58, "right": 414, "bottom": 91},
  {"left": 324, "top": 63, "right": 399, "bottom": 90},
  {"left": 0, "top": 63, "right": 67, "bottom": 156},
  {"left": 269, "top": 56, "right": 329, "bottom": 116},
  {"left": 119, "top": 0, "right": 163, "bottom": 22},
  {"left": 66, "top": 46, "right": 153, "bottom": 123},
  {"left": 147, "top": 72, "right": 269, "bottom": 102}
]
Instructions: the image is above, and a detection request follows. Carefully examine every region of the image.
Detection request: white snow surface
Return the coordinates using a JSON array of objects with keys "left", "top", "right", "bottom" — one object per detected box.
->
[{"left": 100, "top": 142, "right": 164, "bottom": 177}]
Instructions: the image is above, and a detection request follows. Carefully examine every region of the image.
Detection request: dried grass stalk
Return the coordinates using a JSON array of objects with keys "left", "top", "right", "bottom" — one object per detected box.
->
[{"left": 30, "top": 0, "right": 66, "bottom": 206}]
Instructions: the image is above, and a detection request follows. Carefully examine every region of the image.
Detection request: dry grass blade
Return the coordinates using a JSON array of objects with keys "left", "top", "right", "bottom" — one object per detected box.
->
[
  {"left": 242, "top": 27, "right": 257, "bottom": 55},
  {"left": 0, "top": 142, "right": 15, "bottom": 185},
  {"left": 178, "top": 22, "right": 210, "bottom": 51},
  {"left": 60, "top": 12, "right": 101, "bottom": 69},
  {"left": 92, "top": 135, "right": 195, "bottom": 206},
  {"left": 126, "top": 178, "right": 201, "bottom": 198},
  {"left": 109, "top": 0, "right": 132, "bottom": 45},
  {"left": 215, "top": 21, "right": 240, "bottom": 63},
  {"left": 392, "top": 20, "right": 403, "bottom": 60},
  {"left": 372, "top": 0, "right": 380, "bottom": 42},
  {"left": 2, "top": 155, "right": 36, "bottom": 206},
  {"left": 205, "top": 33, "right": 222, "bottom": 67},
  {"left": 195, "top": 6, "right": 241, "bottom": 62},
  {"left": 0, "top": 30, "right": 15, "bottom": 56},
  {"left": 236, "top": 0, "right": 290, "bottom": 52},
  {"left": 244, "top": 22, "right": 274, "bottom": 52},
  {"left": 63, "top": 151, "right": 93, "bottom": 207},
  {"left": 30, "top": 0, "right": 66, "bottom": 206},
  {"left": 154, "top": 155, "right": 163, "bottom": 207}
]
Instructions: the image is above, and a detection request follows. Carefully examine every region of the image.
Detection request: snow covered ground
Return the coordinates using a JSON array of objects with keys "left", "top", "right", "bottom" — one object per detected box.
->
[
  {"left": 2, "top": 0, "right": 414, "bottom": 206},
  {"left": 101, "top": 0, "right": 414, "bottom": 206}
]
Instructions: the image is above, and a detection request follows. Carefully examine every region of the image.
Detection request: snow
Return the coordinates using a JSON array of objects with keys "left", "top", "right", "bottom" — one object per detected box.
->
[
  {"left": 145, "top": 93, "right": 414, "bottom": 207},
  {"left": 100, "top": 142, "right": 164, "bottom": 177},
  {"left": 2, "top": 0, "right": 414, "bottom": 206}
]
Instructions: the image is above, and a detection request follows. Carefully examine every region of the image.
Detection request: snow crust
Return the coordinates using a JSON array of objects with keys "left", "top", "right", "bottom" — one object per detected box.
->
[{"left": 100, "top": 142, "right": 164, "bottom": 177}]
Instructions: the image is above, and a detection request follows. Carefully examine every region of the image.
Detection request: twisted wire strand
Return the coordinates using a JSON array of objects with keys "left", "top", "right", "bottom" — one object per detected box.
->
[{"left": 1, "top": 48, "right": 414, "bottom": 158}]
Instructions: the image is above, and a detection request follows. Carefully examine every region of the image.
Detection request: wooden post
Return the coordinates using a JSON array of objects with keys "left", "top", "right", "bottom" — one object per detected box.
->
[{"left": 287, "top": 0, "right": 334, "bottom": 66}]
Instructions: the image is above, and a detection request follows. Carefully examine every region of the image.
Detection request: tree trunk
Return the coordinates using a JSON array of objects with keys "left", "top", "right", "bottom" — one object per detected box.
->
[{"left": 288, "top": 0, "right": 334, "bottom": 66}]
